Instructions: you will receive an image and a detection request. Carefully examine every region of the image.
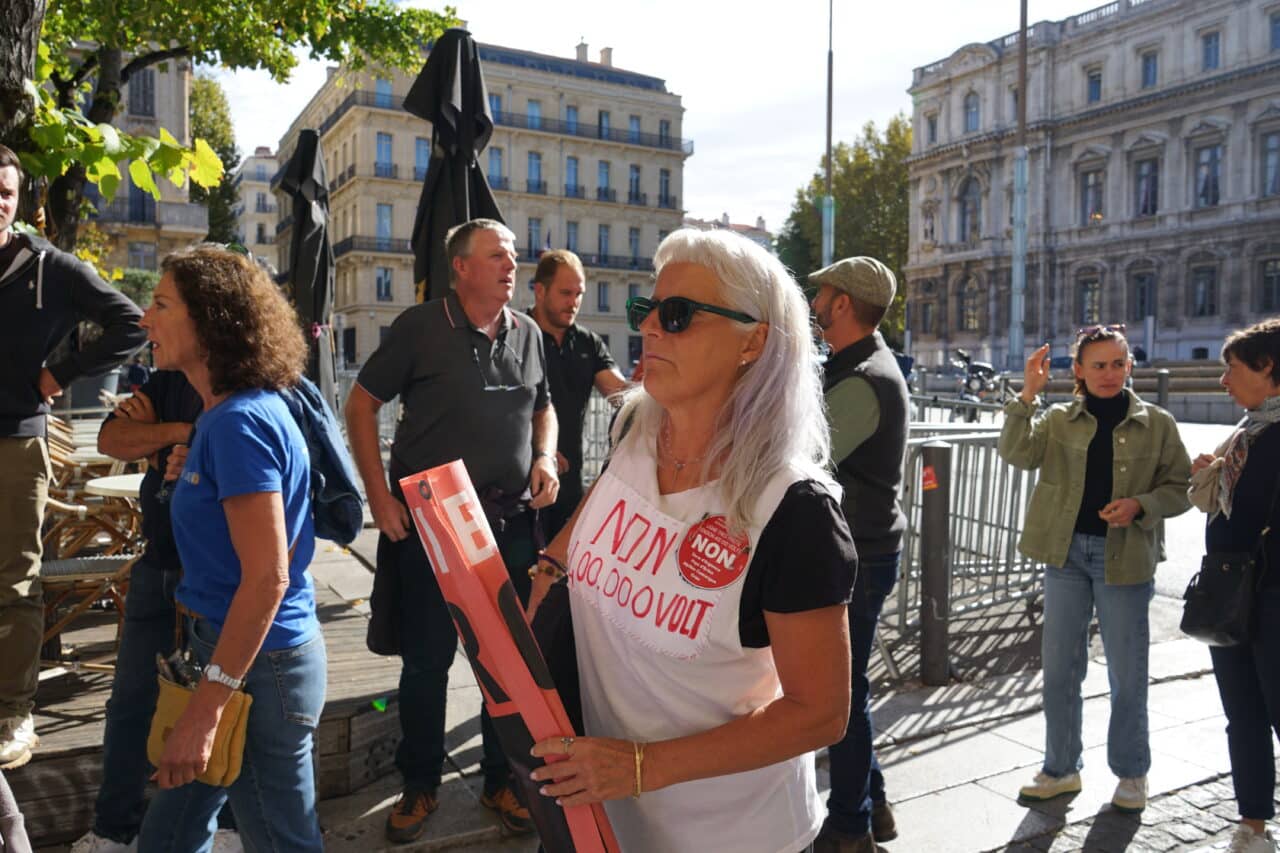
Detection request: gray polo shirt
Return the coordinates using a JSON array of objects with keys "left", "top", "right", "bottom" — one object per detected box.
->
[{"left": 357, "top": 292, "right": 550, "bottom": 496}]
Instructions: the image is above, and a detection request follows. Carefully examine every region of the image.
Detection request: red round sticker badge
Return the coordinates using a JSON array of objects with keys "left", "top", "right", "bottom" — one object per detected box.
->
[{"left": 677, "top": 515, "right": 750, "bottom": 590}]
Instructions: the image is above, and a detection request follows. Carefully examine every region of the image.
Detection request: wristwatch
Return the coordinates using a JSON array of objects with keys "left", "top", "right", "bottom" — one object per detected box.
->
[{"left": 204, "top": 664, "right": 245, "bottom": 690}]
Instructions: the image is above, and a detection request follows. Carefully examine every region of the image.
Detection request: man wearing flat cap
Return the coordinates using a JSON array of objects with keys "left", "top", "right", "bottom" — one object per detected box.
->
[{"left": 810, "top": 256, "right": 909, "bottom": 853}]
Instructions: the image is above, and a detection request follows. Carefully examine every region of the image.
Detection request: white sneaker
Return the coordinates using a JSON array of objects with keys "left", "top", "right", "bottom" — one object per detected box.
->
[
  {"left": 211, "top": 829, "right": 244, "bottom": 853},
  {"left": 69, "top": 831, "right": 137, "bottom": 853},
  {"left": 0, "top": 714, "right": 38, "bottom": 769},
  {"left": 1017, "top": 770, "right": 1082, "bottom": 802},
  {"left": 1111, "top": 775, "right": 1147, "bottom": 813},
  {"left": 1228, "top": 824, "right": 1279, "bottom": 853}
]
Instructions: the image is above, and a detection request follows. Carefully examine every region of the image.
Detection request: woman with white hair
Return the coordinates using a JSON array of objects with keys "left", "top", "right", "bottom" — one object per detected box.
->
[{"left": 526, "top": 228, "right": 857, "bottom": 852}]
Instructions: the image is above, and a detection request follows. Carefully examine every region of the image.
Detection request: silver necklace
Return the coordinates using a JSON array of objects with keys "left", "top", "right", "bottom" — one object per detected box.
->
[{"left": 659, "top": 418, "right": 707, "bottom": 473}]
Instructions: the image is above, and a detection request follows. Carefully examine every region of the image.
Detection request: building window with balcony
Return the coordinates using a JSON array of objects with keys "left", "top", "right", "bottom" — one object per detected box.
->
[
  {"left": 128, "top": 182, "right": 155, "bottom": 223},
  {"left": 489, "top": 93, "right": 502, "bottom": 117},
  {"left": 128, "top": 69, "right": 155, "bottom": 117},
  {"left": 629, "top": 115, "right": 641, "bottom": 143},
  {"left": 376, "top": 203, "right": 393, "bottom": 250},
  {"left": 1272, "top": 13, "right": 1280, "bottom": 51},
  {"left": 1080, "top": 169, "right": 1104, "bottom": 225},
  {"left": 128, "top": 241, "right": 156, "bottom": 270},
  {"left": 628, "top": 165, "right": 642, "bottom": 204},
  {"left": 1191, "top": 265, "right": 1219, "bottom": 316},
  {"left": 415, "top": 137, "right": 430, "bottom": 181},
  {"left": 659, "top": 119, "right": 671, "bottom": 145},
  {"left": 1195, "top": 144, "right": 1222, "bottom": 208},
  {"left": 527, "top": 99, "right": 542, "bottom": 130},
  {"left": 1202, "top": 31, "right": 1221, "bottom": 71},
  {"left": 255, "top": 164, "right": 267, "bottom": 181},
  {"left": 959, "top": 278, "right": 981, "bottom": 332},
  {"left": 597, "top": 282, "right": 611, "bottom": 312},
  {"left": 489, "top": 148, "right": 504, "bottom": 185},
  {"left": 374, "top": 77, "right": 393, "bottom": 108},
  {"left": 343, "top": 328, "right": 357, "bottom": 366},
  {"left": 256, "top": 222, "right": 267, "bottom": 244},
  {"left": 528, "top": 217, "right": 542, "bottom": 258},
  {"left": 566, "top": 156, "right": 581, "bottom": 197},
  {"left": 922, "top": 210, "right": 936, "bottom": 244},
  {"left": 1135, "top": 158, "right": 1159, "bottom": 216},
  {"left": 598, "top": 225, "right": 610, "bottom": 258},
  {"left": 1131, "top": 271, "right": 1156, "bottom": 320},
  {"left": 628, "top": 335, "right": 642, "bottom": 367},
  {"left": 1141, "top": 52, "right": 1158, "bottom": 88},
  {"left": 376, "top": 267, "right": 393, "bottom": 302},
  {"left": 628, "top": 282, "right": 640, "bottom": 301},
  {"left": 598, "top": 110, "right": 611, "bottom": 139},
  {"left": 963, "top": 92, "right": 980, "bottom": 133},
  {"left": 957, "top": 178, "right": 982, "bottom": 243},
  {"left": 1259, "top": 259, "right": 1280, "bottom": 311},
  {"left": 1263, "top": 131, "right": 1280, "bottom": 197},
  {"left": 926, "top": 114, "right": 938, "bottom": 145},
  {"left": 527, "top": 151, "right": 544, "bottom": 194},
  {"left": 376, "top": 133, "right": 394, "bottom": 178},
  {"left": 566, "top": 221, "right": 578, "bottom": 253},
  {"left": 628, "top": 227, "right": 641, "bottom": 263},
  {"left": 598, "top": 161, "right": 612, "bottom": 201},
  {"left": 1086, "top": 69, "right": 1102, "bottom": 104},
  {"left": 566, "top": 105, "right": 579, "bottom": 133},
  {"left": 920, "top": 302, "right": 935, "bottom": 335},
  {"left": 1078, "top": 277, "right": 1102, "bottom": 324},
  {"left": 659, "top": 169, "right": 672, "bottom": 207}
]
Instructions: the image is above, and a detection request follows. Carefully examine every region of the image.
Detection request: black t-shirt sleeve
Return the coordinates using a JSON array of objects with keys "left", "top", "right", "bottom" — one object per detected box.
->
[
  {"left": 591, "top": 330, "right": 617, "bottom": 374},
  {"left": 533, "top": 328, "right": 551, "bottom": 410},
  {"left": 739, "top": 479, "right": 858, "bottom": 648},
  {"left": 356, "top": 309, "right": 418, "bottom": 403}
]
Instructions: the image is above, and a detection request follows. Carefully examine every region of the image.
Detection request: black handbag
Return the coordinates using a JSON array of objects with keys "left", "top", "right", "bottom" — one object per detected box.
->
[{"left": 1180, "top": 477, "right": 1280, "bottom": 646}]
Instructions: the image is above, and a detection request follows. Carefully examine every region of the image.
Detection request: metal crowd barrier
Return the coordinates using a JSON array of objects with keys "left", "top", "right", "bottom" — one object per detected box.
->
[
  {"left": 336, "top": 370, "right": 400, "bottom": 445},
  {"left": 887, "top": 429, "right": 1044, "bottom": 640}
]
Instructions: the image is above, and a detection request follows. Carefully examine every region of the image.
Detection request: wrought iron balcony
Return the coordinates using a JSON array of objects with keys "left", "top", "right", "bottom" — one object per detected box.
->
[
  {"left": 332, "top": 236, "right": 414, "bottom": 258},
  {"left": 627, "top": 191, "right": 648, "bottom": 207},
  {"left": 564, "top": 183, "right": 585, "bottom": 199},
  {"left": 657, "top": 194, "right": 679, "bottom": 209},
  {"left": 596, "top": 187, "right": 617, "bottom": 203},
  {"left": 526, "top": 179, "right": 547, "bottom": 194},
  {"left": 489, "top": 109, "right": 694, "bottom": 155}
]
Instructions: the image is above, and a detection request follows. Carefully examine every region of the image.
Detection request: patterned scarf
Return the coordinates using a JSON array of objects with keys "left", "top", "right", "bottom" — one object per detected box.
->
[{"left": 1216, "top": 394, "right": 1280, "bottom": 519}]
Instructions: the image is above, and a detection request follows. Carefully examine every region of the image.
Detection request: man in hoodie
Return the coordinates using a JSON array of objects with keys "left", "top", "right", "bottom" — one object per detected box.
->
[{"left": 0, "top": 144, "right": 147, "bottom": 769}]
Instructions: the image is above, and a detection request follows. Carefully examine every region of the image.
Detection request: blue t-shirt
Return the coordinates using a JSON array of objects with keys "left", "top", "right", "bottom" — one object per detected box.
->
[{"left": 171, "top": 388, "right": 318, "bottom": 651}]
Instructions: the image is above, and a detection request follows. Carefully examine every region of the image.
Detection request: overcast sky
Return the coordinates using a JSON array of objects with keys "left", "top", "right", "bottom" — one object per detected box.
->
[{"left": 213, "top": 0, "right": 1099, "bottom": 235}]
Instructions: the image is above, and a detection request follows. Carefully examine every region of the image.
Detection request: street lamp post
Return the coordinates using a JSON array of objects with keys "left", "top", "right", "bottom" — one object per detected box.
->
[
  {"left": 1009, "top": 0, "right": 1029, "bottom": 372},
  {"left": 821, "top": 0, "right": 835, "bottom": 268}
]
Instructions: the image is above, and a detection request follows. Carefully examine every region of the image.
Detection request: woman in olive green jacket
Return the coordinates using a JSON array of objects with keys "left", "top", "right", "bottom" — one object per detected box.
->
[{"left": 999, "top": 326, "right": 1190, "bottom": 815}]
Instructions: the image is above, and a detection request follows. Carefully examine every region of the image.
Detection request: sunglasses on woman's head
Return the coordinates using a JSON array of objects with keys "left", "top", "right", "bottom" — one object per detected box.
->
[
  {"left": 1076, "top": 323, "right": 1126, "bottom": 339},
  {"left": 625, "top": 296, "right": 758, "bottom": 334}
]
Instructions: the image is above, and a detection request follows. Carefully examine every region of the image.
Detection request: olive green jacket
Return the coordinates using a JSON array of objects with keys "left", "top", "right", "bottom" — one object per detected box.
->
[{"left": 998, "top": 389, "right": 1191, "bottom": 584}]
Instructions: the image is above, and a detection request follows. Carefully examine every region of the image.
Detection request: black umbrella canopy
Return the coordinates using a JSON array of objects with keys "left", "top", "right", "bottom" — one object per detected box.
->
[
  {"left": 405, "top": 27, "right": 504, "bottom": 303},
  {"left": 280, "top": 129, "right": 338, "bottom": 409}
]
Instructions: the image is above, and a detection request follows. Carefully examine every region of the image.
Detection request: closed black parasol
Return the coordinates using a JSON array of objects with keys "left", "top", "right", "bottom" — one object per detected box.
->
[
  {"left": 279, "top": 128, "right": 337, "bottom": 409},
  {"left": 405, "top": 28, "right": 504, "bottom": 303}
]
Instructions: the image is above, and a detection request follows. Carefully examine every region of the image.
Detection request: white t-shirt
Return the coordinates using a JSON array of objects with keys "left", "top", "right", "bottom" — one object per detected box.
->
[{"left": 566, "top": 424, "right": 843, "bottom": 853}]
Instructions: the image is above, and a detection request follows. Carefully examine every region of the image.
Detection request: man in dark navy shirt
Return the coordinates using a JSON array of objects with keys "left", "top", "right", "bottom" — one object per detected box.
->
[
  {"left": 529, "top": 250, "right": 627, "bottom": 539},
  {"left": 70, "top": 370, "right": 206, "bottom": 853}
]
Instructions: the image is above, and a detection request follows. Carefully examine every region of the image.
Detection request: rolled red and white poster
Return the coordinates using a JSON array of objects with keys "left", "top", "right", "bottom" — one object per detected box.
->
[{"left": 399, "top": 460, "right": 619, "bottom": 853}]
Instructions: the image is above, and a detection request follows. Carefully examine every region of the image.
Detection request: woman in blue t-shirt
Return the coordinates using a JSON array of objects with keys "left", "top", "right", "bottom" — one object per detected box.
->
[{"left": 135, "top": 245, "right": 325, "bottom": 851}]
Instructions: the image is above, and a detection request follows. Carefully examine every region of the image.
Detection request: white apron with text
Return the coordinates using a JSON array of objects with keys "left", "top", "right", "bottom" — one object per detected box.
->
[{"left": 567, "top": 426, "right": 830, "bottom": 853}]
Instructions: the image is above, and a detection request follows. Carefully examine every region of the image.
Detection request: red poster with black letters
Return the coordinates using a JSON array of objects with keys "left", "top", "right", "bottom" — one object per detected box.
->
[{"left": 399, "top": 461, "right": 619, "bottom": 853}]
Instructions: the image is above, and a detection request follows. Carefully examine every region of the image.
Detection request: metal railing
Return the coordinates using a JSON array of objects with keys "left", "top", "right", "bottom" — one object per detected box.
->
[
  {"left": 885, "top": 430, "right": 1042, "bottom": 636},
  {"left": 336, "top": 370, "right": 400, "bottom": 446}
]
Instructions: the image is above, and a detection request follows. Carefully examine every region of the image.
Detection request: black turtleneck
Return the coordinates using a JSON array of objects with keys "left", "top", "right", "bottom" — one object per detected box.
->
[{"left": 1075, "top": 391, "right": 1130, "bottom": 536}]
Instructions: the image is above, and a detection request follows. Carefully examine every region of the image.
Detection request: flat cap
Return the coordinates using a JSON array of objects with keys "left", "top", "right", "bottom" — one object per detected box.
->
[{"left": 808, "top": 256, "right": 897, "bottom": 308}]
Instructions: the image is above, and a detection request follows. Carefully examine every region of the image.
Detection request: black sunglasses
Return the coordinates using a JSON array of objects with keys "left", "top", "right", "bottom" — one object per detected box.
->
[{"left": 626, "top": 296, "right": 758, "bottom": 334}]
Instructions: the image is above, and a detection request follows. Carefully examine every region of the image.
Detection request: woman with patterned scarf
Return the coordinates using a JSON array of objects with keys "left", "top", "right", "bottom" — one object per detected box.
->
[{"left": 1190, "top": 318, "right": 1280, "bottom": 853}]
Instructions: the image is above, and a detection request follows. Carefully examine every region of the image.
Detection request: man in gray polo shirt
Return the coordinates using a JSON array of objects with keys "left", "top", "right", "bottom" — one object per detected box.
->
[{"left": 345, "top": 219, "right": 559, "bottom": 843}]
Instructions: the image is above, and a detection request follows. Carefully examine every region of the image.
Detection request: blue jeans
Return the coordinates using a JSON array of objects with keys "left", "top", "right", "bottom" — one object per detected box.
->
[
  {"left": 92, "top": 558, "right": 180, "bottom": 843},
  {"left": 1041, "top": 533, "right": 1152, "bottom": 778},
  {"left": 825, "top": 552, "right": 899, "bottom": 836},
  {"left": 136, "top": 617, "right": 327, "bottom": 852},
  {"left": 389, "top": 510, "right": 535, "bottom": 793},
  {"left": 1209, "top": 586, "right": 1280, "bottom": 820}
]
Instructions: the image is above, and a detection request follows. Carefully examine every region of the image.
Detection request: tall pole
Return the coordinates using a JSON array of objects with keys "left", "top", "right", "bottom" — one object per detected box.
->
[
  {"left": 821, "top": 0, "right": 835, "bottom": 267},
  {"left": 1009, "top": 0, "right": 1029, "bottom": 371}
]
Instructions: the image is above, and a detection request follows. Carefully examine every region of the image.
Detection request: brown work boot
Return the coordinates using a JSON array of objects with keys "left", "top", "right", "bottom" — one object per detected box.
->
[
  {"left": 871, "top": 800, "right": 898, "bottom": 842},
  {"left": 480, "top": 785, "right": 535, "bottom": 835},
  {"left": 814, "top": 819, "right": 879, "bottom": 853},
  {"left": 385, "top": 786, "right": 438, "bottom": 844}
]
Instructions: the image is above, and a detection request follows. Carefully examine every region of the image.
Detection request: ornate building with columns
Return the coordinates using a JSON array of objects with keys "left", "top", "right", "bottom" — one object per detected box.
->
[{"left": 905, "top": 0, "right": 1280, "bottom": 367}]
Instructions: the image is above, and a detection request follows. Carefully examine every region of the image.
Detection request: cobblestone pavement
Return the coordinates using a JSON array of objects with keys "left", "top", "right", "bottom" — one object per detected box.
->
[{"left": 1001, "top": 768, "right": 1276, "bottom": 853}]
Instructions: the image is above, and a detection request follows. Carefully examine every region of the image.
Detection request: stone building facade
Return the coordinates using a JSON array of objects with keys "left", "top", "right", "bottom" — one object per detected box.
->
[
  {"left": 233, "top": 146, "right": 280, "bottom": 270},
  {"left": 905, "top": 0, "right": 1280, "bottom": 367},
  {"left": 274, "top": 40, "right": 690, "bottom": 371},
  {"left": 90, "top": 60, "right": 210, "bottom": 271}
]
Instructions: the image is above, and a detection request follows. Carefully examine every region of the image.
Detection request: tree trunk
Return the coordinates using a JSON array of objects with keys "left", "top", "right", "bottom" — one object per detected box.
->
[
  {"left": 0, "top": 0, "right": 48, "bottom": 225},
  {"left": 47, "top": 47, "right": 123, "bottom": 251}
]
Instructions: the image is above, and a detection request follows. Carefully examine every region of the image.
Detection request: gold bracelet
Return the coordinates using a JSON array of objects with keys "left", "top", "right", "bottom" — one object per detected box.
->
[
  {"left": 632, "top": 741, "right": 645, "bottom": 798},
  {"left": 526, "top": 562, "right": 563, "bottom": 580}
]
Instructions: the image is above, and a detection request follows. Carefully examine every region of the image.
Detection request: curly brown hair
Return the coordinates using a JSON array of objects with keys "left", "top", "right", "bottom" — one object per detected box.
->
[
  {"left": 1223, "top": 318, "right": 1280, "bottom": 386},
  {"left": 161, "top": 245, "right": 306, "bottom": 395}
]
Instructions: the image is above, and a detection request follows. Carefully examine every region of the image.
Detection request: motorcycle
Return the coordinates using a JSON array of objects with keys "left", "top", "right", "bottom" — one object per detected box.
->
[{"left": 950, "top": 349, "right": 1000, "bottom": 422}]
